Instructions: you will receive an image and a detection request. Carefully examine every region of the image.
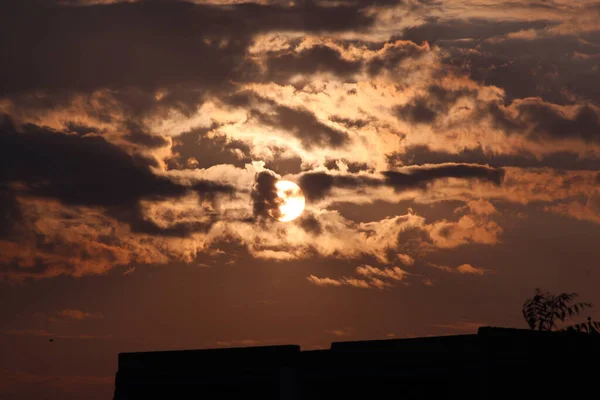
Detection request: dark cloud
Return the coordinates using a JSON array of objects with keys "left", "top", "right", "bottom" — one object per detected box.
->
[
  {"left": 265, "top": 156, "right": 305, "bottom": 176},
  {"left": 0, "top": 116, "right": 233, "bottom": 236},
  {"left": 64, "top": 121, "right": 100, "bottom": 135},
  {"left": 166, "top": 125, "right": 252, "bottom": 170},
  {"left": 400, "top": 17, "right": 555, "bottom": 44},
  {"left": 395, "top": 145, "right": 600, "bottom": 171},
  {"left": 324, "top": 159, "right": 373, "bottom": 173},
  {"left": 0, "top": 186, "right": 22, "bottom": 239},
  {"left": 122, "top": 127, "right": 170, "bottom": 149},
  {"left": 383, "top": 163, "right": 505, "bottom": 188},
  {"left": 254, "top": 104, "right": 350, "bottom": 149},
  {"left": 403, "top": 83, "right": 600, "bottom": 145},
  {"left": 126, "top": 208, "right": 222, "bottom": 237},
  {"left": 299, "top": 172, "right": 381, "bottom": 201},
  {"left": 428, "top": 85, "right": 477, "bottom": 104},
  {"left": 472, "top": 99, "right": 600, "bottom": 143},
  {"left": 328, "top": 116, "right": 371, "bottom": 130},
  {"left": 438, "top": 28, "right": 600, "bottom": 104},
  {"left": 299, "top": 163, "right": 504, "bottom": 200},
  {"left": 308, "top": 0, "right": 409, "bottom": 6},
  {"left": 366, "top": 40, "right": 430, "bottom": 75},
  {"left": 396, "top": 98, "right": 437, "bottom": 123},
  {"left": 476, "top": 102, "right": 523, "bottom": 133},
  {"left": 515, "top": 101, "right": 600, "bottom": 143},
  {"left": 298, "top": 213, "right": 322, "bottom": 235},
  {"left": 396, "top": 224, "right": 430, "bottom": 253},
  {"left": 251, "top": 171, "right": 282, "bottom": 220},
  {"left": 396, "top": 85, "right": 477, "bottom": 124},
  {"left": 227, "top": 92, "right": 350, "bottom": 149},
  {"left": 266, "top": 45, "right": 362, "bottom": 82},
  {"left": 0, "top": 1, "right": 374, "bottom": 95}
]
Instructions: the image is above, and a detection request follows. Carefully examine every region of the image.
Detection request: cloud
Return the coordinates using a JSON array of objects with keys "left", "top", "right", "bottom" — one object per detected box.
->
[
  {"left": 395, "top": 85, "right": 478, "bottom": 124},
  {"left": 224, "top": 92, "right": 352, "bottom": 150},
  {"left": 1, "top": 0, "right": 599, "bottom": 282},
  {"left": 355, "top": 264, "right": 408, "bottom": 281},
  {"left": 0, "top": 186, "right": 22, "bottom": 239},
  {"left": 0, "top": 117, "right": 234, "bottom": 237},
  {"left": 396, "top": 253, "right": 415, "bottom": 266},
  {"left": 326, "top": 329, "right": 349, "bottom": 337},
  {"left": 455, "top": 199, "right": 498, "bottom": 216},
  {"left": 383, "top": 164, "right": 505, "bottom": 188},
  {"left": 402, "top": 17, "right": 556, "bottom": 45},
  {"left": 297, "top": 212, "right": 323, "bottom": 235},
  {"left": 430, "top": 263, "right": 488, "bottom": 276},
  {"left": 307, "top": 275, "right": 343, "bottom": 287},
  {"left": 307, "top": 275, "right": 383, "bottom": 289},
  {"left": 546, "top": 192, "right": 600, "bottom": 225},
  {"left": 426, "top": 202, "right": 503, "bottom": 248},
  {"left": 0, "top": 0, "right": 376, "bottom": 95},
  {"left": 56, "top": 309, "right": 103, "bottom": 320},
  {"left": 366, "top": 40, "right": 431, "bottom": 76},
  {"left": 122, "top": 129, "right": 170, "bottom": 149},
  {"left": 343, "top": 277, "right": 372, "bottom": 289},
  {"left": 299, "top": 163, "right": 505, "bottom": 201},
  {"left": 251, "top": 170, "right": 282, "bottom": 219},
  {"left": 457, "top": 263, "right": 487, "bottom": 275},
  {"left": 167, "top": 126, "right": 252, "bottom": 171},
  {"left": 265, "top": 44, "right": 362, "bottom": 82},
  {"left": 0, "top": 197, "right": 172, "bottom": 280},
  {"left": 513, "top": 100, "right": 600, "bottom": 143},
  {"left": 369, "top": 277, "right": 392, "bottom": 289},
  {"left": 308, "top": 264, "right": 408, "bottom": 290},
  {"left": 397, "top": 145, "right": 600, "bottom": 171},
  {"left": 6, "top": 159, "right": 592, "bottom": 280}
]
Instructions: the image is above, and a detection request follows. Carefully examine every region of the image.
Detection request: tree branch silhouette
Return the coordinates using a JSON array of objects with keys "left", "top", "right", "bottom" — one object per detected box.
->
[{"left": 522, "top": 288, "right": 598, "bottom": 333}]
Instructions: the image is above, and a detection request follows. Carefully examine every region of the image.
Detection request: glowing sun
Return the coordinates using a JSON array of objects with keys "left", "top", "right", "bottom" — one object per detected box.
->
[{"left": 269, "top": 180, "right": 305, "bottom": 222}]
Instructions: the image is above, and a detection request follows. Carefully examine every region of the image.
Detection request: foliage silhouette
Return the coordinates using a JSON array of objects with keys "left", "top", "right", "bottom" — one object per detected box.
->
[
  {"left": 567, "top": 317, "right": 600, "bottom": 334},
  {"left": 522, "top": 288, "right": 597, "bottom": 332}
]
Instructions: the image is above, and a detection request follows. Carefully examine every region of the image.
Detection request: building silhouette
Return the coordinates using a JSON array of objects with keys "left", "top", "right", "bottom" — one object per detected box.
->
[{"left": 114, "top": 327, "right": 599, "bottom": 399}]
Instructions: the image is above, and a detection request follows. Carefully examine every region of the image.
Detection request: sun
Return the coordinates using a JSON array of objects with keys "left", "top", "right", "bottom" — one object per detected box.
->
[{"left": 269, "top": 180, "right": 305, "bottom": 222}]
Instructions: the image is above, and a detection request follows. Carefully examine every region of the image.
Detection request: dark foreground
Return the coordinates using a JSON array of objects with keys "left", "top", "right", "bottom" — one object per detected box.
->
[{"left": 114, "top": 327, "right": 599, "bottom": 399}]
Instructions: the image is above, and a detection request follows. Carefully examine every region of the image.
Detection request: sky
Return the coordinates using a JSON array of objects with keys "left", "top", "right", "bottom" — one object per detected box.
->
[{"left": 1, "top": 0, "right": 600, "bottom": 398}]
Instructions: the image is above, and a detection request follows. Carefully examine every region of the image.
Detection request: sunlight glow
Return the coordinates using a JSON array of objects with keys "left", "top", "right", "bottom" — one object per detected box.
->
[{"left": 271, "top": 180, "right": 305, "bottom": 222}]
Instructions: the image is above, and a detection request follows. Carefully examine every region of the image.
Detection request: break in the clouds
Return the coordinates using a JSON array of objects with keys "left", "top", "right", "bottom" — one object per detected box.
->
[{"left": 1, "top": 0, "right": 600, "bottom": 281}]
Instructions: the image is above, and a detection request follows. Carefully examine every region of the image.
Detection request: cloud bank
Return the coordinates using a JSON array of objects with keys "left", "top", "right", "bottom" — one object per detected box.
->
[{"left": 1, "top": 0, "right": 599, "bottom": 282}]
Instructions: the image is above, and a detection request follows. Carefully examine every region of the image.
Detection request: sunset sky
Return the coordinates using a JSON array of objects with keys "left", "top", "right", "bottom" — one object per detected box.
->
[{"left": 2, "top": 0, "right": 600, "bottom": 398}]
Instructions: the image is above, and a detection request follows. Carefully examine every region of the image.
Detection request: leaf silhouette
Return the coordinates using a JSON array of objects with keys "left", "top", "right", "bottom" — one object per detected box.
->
[{"left": 522, "top": 289, "right": 594, "bottom": 333}]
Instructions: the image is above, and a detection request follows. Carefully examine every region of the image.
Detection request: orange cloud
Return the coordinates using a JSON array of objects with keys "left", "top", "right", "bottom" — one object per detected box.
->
[
  {"left": 396, "top": 253, "right": 415, "bottom": 266},
  {"left": 355, "top": 265, "right": 408, "bottom": 281},
  {"left": 307, "top": 275, "right": 388, "bottom": 290},
  {"left": 429, "top": 263, "right": 488, "bottom": 276},
  {"left": 457, "top": 264, "right": 487, "bottom": 275},
  {"left": 326, "top": 329, "right": 350, "bottom": 337},
  {"left": 307, "top": 275, "right": 343, "bottom": 287},
  {"left": 308, "top": 265, "right": 407, "bottom": 290},
  {"left": 2, "top": 0, "right": 600, "bottom": 284},
  {"left": 57, "top": 309, "right": 103, "bottom": 320}
]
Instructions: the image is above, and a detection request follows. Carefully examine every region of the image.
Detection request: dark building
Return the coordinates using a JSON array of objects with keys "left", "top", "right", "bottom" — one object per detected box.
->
[{"left": 114, "top": 327, "right": 599, "bottom": 399}]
